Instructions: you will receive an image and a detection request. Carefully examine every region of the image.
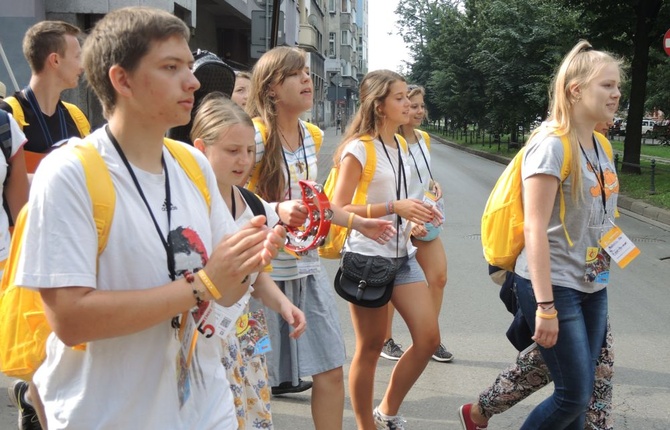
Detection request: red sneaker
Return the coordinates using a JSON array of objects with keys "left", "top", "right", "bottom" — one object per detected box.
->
[{"left": 458, "top": 404, "right": 488, "bottom": 430}]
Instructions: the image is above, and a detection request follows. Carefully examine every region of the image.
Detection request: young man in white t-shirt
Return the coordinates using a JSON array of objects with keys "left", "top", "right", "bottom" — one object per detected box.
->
[{"left": 14, "top": 7, "right": 285, "bottom": 430}]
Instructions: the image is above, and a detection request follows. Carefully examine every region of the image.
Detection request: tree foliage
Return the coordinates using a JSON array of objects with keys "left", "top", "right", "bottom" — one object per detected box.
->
[{"left": 393, "top": 0, "right": 670, "bottom": 168}]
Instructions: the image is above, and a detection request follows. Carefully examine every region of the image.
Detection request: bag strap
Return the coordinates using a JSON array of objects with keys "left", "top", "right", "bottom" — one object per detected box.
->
[
  {"left": 62, "top": 102, "right": 91, "bottom": 137},
  {"left": 418, "top": 129, "right": 430, "bottom": 151},
  {"left": 557, "top": 137, "right": 574, "bottom": 247},
  {"left": 71, "top": 142, "right": 116, "bottom": 256},
  {"left": 0, "top": 111, "right": 12, "bottom": 183},
  {"left": 163, "top": 138, "right": 211, "bottom": 214},
  {"left": 3, "top": 97, "right": 26, "bottom": 129},
  {"left": 236, "top": 185, "right": 268, "bottom": 225}
]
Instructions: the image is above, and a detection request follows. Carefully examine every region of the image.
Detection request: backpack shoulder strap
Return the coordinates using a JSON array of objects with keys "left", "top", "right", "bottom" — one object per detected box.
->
[
  {"left": 395, "top": 134, "right": 408, "bottom": 153},
  {"left": 593, "top": 132, "right": 614, "bottom": 161},
  {"left": 236, "top": 186, "right": 267, "bottom": 224},
  {"left": 247, "top": 118, "right": 268, "bottom": 192},
  {"left": 418, "top": 129, "right": 430, "bottom": 150},
  {"left": 62, "top": 102, "right": 91, "bottom": 137},
  {"left": 0, "top": 111, "right": 12, "bottom": 163},
  {"left": 558, "top": 136, "right": 574, "bottom": 247},
  {"left": 3, "top": 97, "right": 26, "bottom": 130},
  {"left": 304, "top": 122, "right": 323, "bottom": 153},
  {"left": 353, "top": 135, "right": 377, "bottom": 205},
  {"left": 71, "top": 142, "right": 115, "bottom": 255},
  {"left": 163, "top": 138, "right": 211, "bottom": 213},
  {"left": 252, "top": 118, "right": 268, "bottom": 144}
]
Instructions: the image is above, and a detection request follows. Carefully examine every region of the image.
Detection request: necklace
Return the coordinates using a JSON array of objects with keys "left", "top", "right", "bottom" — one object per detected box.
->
[{"left": 278, "top": 126, "right": 307, "bottom": 174}]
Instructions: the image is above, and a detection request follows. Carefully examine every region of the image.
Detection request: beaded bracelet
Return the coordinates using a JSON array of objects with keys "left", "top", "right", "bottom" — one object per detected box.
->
[
  {"left": 388, "top": 200, "right": 395, "bottom": 214},
  {"left": 184, "top": 270, "right": 205, "bottom": 307},
  {"left": 197, "top": 269, "right": 222, "bottom": 300},
  {"left": 536, "top": 309, "right": 558, "bottom": 320}
]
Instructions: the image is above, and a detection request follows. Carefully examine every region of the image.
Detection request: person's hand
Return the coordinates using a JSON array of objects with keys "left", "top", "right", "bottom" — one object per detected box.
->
[
  {"left": 276, "top": 200, "right": 308, "bottom": 227},
  {"left": 532, "top": 312, "right": 559, "bottom": 348},
  {"left": 432, "top": 181, "right": 443, "bottom": 200},
  {"left": 352, "top": 216, "right": 396, "bottom": 244},
  {"left": 411, "top": 223, "right": 428, "bottom": 238},
  {"left": 204, "top": 216, "right": 284, "bottom": 306},
  {"left": 392, "top": 198, "right": 434, "bottom": 225},
  {"left": 279, "top": 301, "right": 307, "bottom": 339}
]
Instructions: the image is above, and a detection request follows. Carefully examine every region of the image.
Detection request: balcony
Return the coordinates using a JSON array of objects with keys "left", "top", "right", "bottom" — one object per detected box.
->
[{"left": 298, "top": 24, "right": 318, "bottom": 53}]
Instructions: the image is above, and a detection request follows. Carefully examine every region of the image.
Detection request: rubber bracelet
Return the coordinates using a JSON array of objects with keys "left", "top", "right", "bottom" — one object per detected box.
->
[
  {"left": 197, "top": 269, "right": 222, "bottom": 300},
  {"left": 537, "top": 303, "right": 555, "bottom": 311},
  {"left": 537, "top": 300, "right": 555, "bottom": 305},
  {"left": 536, "top": 309, "right": 558, "bottom": 320},
  {"left": 367, "top": 204, "right": 372, "bottom": 218},
  {"left": 347, "top": 212, "right": 355, "bottom": 230}
]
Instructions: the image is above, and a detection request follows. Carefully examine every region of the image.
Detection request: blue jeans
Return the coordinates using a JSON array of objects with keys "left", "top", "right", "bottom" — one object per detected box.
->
[{"left": 514, "top": 275, "right": 608, "bottom": 430}]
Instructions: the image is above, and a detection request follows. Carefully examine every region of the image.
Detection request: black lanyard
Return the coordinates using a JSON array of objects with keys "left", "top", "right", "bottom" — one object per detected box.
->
[
  {"left": 579, "top": 135, "right": 607, "bottom": 216},
  {"left": 23, "top": 86, "right": 67, "bottom": 148},
  {"left": 106, "top": 125, "right": 176, "bottom": 281},
  {"left": 408, "top": 138, "right": 433, "bottom": 184},
  {"left": 230, "top": 186, "right": 237, "bottom": 219},
  {"left": 280, "top": 125, "right": 309, "bottom": 200},
  {"left": 379, "top": 136, "right": 407, "bottom": 225}
]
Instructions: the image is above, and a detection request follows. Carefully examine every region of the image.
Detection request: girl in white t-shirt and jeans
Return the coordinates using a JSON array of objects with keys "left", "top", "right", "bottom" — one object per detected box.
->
[{"left": 331, "top": 69, "right": 441, "bottom": 430}]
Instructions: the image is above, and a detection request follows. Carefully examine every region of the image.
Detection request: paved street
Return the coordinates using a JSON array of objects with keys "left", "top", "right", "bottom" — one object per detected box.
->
[{"left": 1, "top": 127, "right": 669, "bottom": 429}]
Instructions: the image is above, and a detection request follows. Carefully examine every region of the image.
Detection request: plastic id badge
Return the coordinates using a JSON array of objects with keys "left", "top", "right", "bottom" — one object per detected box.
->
[{"left": 598, "top": 225, "right": 640, "bottom": 269}]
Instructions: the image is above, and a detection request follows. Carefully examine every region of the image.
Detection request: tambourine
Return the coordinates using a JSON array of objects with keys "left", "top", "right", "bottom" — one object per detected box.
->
[{"left": 284, "top": 180, "right": 334, "bottom": 255}]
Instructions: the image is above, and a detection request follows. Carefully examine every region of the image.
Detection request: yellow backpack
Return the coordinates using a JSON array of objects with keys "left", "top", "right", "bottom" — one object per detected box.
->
[
  {"left": 0, "top": 138, "right": 210, "bottom": 380},
  {"left": 418, "top": 129, "right": 430, "bottom": 150},
  {"left": 481, "top": 133, "right": 613, "bottom": 271},
  {"left": 247, "top": 118, "right": 323, "bottom": 192},
  {"left": 318, "top": 134, "right": 408, "bottom": 259},
  {"left": 4, "top": 96, "right": 91, "bottom": 137}
]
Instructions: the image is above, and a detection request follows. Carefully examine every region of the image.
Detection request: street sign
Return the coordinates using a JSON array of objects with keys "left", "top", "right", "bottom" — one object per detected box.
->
[{"left": 664, "top": 29, "right": 670, "bottom": 56}]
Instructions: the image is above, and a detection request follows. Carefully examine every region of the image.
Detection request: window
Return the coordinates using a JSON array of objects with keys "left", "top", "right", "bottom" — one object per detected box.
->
[
  {"left": 341, "top": 0, "right": 350, "bottom": 13},
  {"left": 329, "top": 0, "right": 336, "bottom": 13},
  {"left": 329, "top": 32, "right": 336, "bottom": 58},
  {"left": 341, "top": 30, "right": 349, "bottom": 46}
]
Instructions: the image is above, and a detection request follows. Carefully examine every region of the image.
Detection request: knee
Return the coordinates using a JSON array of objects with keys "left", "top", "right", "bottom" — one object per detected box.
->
[
  {"left": 427, "top": 271, "right": 447, "bottom": 290},
  {"left": 413, "top": 329, "right": 440, "bottom": 356},
  {"left": 313, "top": 367, "right": 344, "bottom": 391}
]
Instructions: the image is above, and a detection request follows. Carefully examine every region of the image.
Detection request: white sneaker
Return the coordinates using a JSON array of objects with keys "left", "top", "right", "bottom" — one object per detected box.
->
[{"left": 373, "top": 406, "right": 406, "bottom": 430}]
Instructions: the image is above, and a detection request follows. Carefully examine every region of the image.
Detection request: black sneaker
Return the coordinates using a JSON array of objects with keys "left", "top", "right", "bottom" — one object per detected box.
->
[
  {"left": 432, "top": 343, "right": 454, "bottom": 362},
  {"left": 380, "top": 338, "right": 404, "bottom": 361},
  {"left": 271, "top": 378, "right": 313, "bottom": 395},
  {"left": 7, "top": 380, "right": 42, "bottom": 430}
]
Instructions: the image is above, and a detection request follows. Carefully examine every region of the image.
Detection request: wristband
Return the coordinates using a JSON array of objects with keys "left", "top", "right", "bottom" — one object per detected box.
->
[
  {"left": 367, "top": 204, "right": 372, "bottom": 218},
  {"left": 389, "top": 200, "right": 395, "bottom": 214},
  {"left": 197, "top": 269, "right": 222, "bottom": 300},
  {"left": 536, "top": 309, "right": 558, "bottom": 320},
  {"left": 347, "top": 212, "right": 355, "bottom": 230},
  {"left": 537, "top": 300, "right": 554, "bottom": 305},
  {"left": 537, "top": 303, "right": 555, "bottom": 311}
]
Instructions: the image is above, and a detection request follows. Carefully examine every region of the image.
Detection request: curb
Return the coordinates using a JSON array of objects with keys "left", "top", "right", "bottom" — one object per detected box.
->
[{"left": 430, "top": 133, "right": 670, "bottom": 229}]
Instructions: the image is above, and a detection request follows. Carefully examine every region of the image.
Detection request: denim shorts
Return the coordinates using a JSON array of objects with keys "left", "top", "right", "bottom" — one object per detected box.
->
[{"left": 394, "top": 253, "right": 426, "bottom": 286}]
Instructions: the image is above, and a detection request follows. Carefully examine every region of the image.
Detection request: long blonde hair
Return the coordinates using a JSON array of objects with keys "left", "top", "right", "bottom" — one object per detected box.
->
[
  {"left": 527, "top": 40, "right": 622, "bottom": 201},
  {"left": 245, "top": 46, "right": 307, "bottom": 201},
  {"left": 334, "top": 70, "right": 406, "bottom": 166}
]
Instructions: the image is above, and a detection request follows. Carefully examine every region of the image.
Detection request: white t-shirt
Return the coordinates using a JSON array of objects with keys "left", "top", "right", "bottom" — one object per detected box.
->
[
  {"left": 407, "top": 131, "right": 433, "bottom": 201},
  {"left": 0, "top": 112, "right": 26, "bottom": 263},
  {"left": 341, "top": 137, "right": 415, "bottom": 258},
  {"left": 16, "top": 127, "right": 237, "bottom": 430}
]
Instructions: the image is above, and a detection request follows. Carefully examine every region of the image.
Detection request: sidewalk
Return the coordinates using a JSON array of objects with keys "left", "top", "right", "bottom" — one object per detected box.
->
[{"left": 429, "top": 133, "right": 670, "bottom": 228}]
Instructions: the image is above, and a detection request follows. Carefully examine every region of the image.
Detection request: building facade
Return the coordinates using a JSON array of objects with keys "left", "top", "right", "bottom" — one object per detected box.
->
[{"left": 0, "top": 0, "right": 366, "bottom": 130}]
